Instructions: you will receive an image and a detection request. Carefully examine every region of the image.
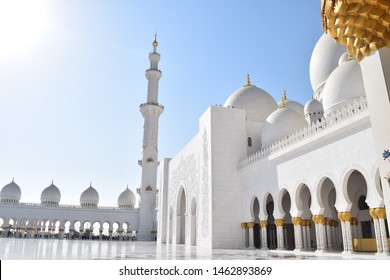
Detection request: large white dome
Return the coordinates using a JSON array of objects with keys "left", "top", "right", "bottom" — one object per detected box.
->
[
  {"left": 322, "top": 59, "right": 366, "bottom": 117},
  {"left": 261, "top": 107, "right": 307, "bottom": 148},
  {"left": 224, "top": 84, "right": 278, "bottom": 122},
  {"left": 0, "top": 180, "right": 21, "bottom": 203},
  {"left": 80, "top": 184, "right": 99, "bottom": 207},
  {"left": 118, "top": 186, "right": 136, "bottom": 208},
  {"left": 41, "top": 182, "right": 61, "bottom": 205},
  {"left": 310, "top": 34, "right": 346, "bottom": 95}
]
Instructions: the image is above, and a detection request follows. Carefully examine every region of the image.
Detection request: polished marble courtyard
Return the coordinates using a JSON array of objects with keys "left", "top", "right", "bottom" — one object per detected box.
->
[{"left": 1, "top": 238, "right": 389, "bottom": 260}]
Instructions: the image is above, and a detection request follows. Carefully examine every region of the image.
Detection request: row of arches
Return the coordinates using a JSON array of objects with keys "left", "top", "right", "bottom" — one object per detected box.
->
[
  {"left": 0, "top": 218, "right": 136, "bottom": 241},
  {"left": 245, "top": 169, "right": 389, "bottom": 253},
  {"left": 167, "top": 187, "right": 197, "bottom": 246}
]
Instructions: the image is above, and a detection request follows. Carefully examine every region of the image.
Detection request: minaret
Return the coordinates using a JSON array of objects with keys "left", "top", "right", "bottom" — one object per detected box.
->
[{"left": 137, "top": 34, "right": 164, "bottom": 241}]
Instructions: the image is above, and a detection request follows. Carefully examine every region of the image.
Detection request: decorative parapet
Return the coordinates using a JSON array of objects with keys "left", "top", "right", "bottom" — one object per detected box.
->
[
  {"left": 238, "top": 97, "right": 368, "bottom": 169},
  {"left": 321, "top": 0, "right": 390, "bottom": 61}
]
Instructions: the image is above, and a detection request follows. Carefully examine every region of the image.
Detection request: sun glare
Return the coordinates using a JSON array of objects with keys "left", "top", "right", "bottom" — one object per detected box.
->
[{"left": 0, "top": 0, "right": 46, "bottom": 54}]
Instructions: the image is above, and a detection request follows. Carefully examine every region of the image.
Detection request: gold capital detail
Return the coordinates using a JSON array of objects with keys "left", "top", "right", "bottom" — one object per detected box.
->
[
  {"left": 370, "top": 208, "right": 378, "bottom": 219},
  {"left": 247, "top": 222, "right": 255, "bottom": 229},
  {"left": 292, "top": 217, "right": 302, "bottom": 226},
  {"left": 375, "top": 208, "right": 386, "bottom": 219},
  {"left": 260, "top": 221, "right": 268, "bottom": 228},
  {"left": 342, "top": 212, "right": 352, "bottom": 222},
  {"left": 241, "top": 223, "right": 247, "bottom": 229},
  {"left": 338, "top": 212, "right": 345, "bottom": 222},
  {"left": 275, "top": 219, "right": 284, "bottom": 227}
]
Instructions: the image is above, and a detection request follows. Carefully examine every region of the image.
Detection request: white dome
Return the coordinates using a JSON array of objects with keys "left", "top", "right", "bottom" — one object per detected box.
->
[
  {"left": 322, "top": 59, "right": 366, "bottom": 117},
  {"left": 310, "top": 34, "right": 346, "bottom": 94},
  {"left": 224, "top": 85, "right": 278, "bottom": 122},
  {"left": 118, "top": 186, "right": 136, "bottom": 208},
  {"left": 80, "top": 184, "right": 99, "bottom": 207},
  {"left": 0, "top": 180, "right": 21, "bottom": 203},
  {"left": 277, "top": 99, "right": 304, "bottom": 117},
  {"left": 261, "top": 107, "right": 307, "bottom": 147},
  {"left": 304, "top": 98, "right": 324, "bottom": 116},
  {"left": 41, "top": 182, "right": 61, "bottom": 204}
]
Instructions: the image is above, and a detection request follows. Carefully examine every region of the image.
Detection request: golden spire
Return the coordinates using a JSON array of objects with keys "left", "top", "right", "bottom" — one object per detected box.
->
[
  {"left": 245, "top": 73, "right": 251, "bottom": 87},
  {"left": 281, "top": 88, "right": 286, "bottom": 108},
  {"left": 152, "top": 33, "right": 158, "bottom": 50}
]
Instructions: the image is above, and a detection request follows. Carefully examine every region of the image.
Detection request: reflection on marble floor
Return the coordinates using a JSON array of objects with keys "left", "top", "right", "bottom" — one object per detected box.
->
[{"left": 0, "top": 238, "right": 389, "bottom": 260}]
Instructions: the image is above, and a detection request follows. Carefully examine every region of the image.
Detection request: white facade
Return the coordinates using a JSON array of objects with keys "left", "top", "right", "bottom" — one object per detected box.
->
[{"left": 157, "top": 34, "right": 390, "bottom": 254}]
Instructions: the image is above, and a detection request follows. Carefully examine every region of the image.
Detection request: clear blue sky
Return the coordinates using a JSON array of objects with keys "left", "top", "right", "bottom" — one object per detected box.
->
[{"left": 0, "top": 0, "right": 325, "bottom": 205}]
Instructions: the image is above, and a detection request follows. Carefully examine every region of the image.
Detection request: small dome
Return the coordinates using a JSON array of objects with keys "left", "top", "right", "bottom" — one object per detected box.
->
[
  {"left": 310, "top": 34, "right": 346, "bottom": 94},
  {"left": 224, "top": 84, "right": 278, "bottom": 122},
  {"left": 322, "top": 59, "right": 366, "bottom": 117},
  {"left": 338, "top": 52, "right": 349, "bottom": 66},
  {"left": 41, "top": 182, "right": 61, "bottom": 205},
  {"left": 261, "top": 107, "right": 307, "bottom": 147},
  {"left": 277, "top": 99, "right": 304, "bottom": 117},
  {"left": 118, "top": 186, "right": 136, "bottom": 208},
  {"left": 80, "top": 184, "right": 99, "bottom": 207},
  {"left": 0, "top": 179, "right": 21, "bottom": 203},
  {"left": 304, "top": 98, "right": 324, "bottom": 116}
]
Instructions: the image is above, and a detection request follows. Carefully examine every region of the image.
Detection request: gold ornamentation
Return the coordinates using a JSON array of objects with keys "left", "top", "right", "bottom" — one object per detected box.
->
[
  {"left": 342, "top": 212, "right": 352, "bottom": 222},
  {"left": 245, "top": 73, "right": 251, "bottom": 87},
  {"left": 292, "top": 217, "right": 303, "bottom": 225},
  {"left": 241, "top": 223, "right": 247, "bottom": 229},
  {"left": 321, "top": 0, "right": 390, "bottom": 61},
  {"left": 275, "top": 219, "right": 284, "bottom": 227},
  {"left": 375, "top": 207, "right": 387, "bottom": 219},
  {"left": 247, "top": 222, "right": 255, "bottom": 229},
  {"left": 338, "top": 212, "right": 345, "bottom": 222},
  {"left": 260, "top": 221, "right": 268, "bottom": 228},
  {"left": 370, "top": 208, "right": 378, "bottom": 219},
  {"left": 153, "top": 33, "right": 158, "bottom": 49}
]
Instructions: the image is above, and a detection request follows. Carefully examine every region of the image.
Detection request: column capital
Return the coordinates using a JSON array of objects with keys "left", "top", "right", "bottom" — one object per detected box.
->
[
  {"left": 342, "top": 212, "right": 352, "bottom": 222},
  {"left": 275, "top": 219, "right": 284, "bottom": 227},
  {"left": 338, "top": 212, "right": 345, "bottom": 222},
  {"left": 247, "top": 222, "right": 255, "bottom": 229},
  {"left": 370, "top": 208, "right": 378, "bottom": 219},
  {"left": 241, "top": 223, "right": 247, "bottom": 229},
  {"left": 292, "top": 217, "right": 303, "bottom": 225},
  {"left": 375, "top": 208, "right": 386, "bottom": 219},
  {"left": 260, "top": 221, "right": 268, "bottom": 228}
]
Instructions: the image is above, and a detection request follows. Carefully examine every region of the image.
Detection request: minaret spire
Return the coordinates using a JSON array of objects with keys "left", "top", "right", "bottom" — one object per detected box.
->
[{"left": 138, "top": 34, "right": 164, "bottom": 241}]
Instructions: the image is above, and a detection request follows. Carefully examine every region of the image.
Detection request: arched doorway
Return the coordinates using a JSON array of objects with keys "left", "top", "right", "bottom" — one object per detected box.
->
[
  {"left": 265, "top": 194, "right": 276, "bottom": 249},
  {"left": 252, "top": 197, "right": 260, "bottom": 248},
  {"left": 176, "top": 187, "right": 186, "bottom": 245},
  {"left": 281, "top": 190, "right": 294, "bottom": 250}
]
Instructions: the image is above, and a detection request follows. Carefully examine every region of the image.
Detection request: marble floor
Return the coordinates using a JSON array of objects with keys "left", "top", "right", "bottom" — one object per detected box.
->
[{"left": 1, "top": 238, "right": 389, "bottom": 260}]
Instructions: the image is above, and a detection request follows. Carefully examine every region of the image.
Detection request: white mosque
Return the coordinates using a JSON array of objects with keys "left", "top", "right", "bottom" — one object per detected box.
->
[
  {"left": 1, "top": 31, "right": 390, "bottom": 256},
  {"left": 157, "top": 33, "right": 390, "bottom": 255}
]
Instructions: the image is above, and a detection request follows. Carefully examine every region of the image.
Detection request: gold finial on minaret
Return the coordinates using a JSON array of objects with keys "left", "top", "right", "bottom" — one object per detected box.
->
[
  {"left": 152, "top": 33, "right": 158, "bottom": 51},
  {"left": 347, "top": 50, "right": 353, "bottom": 61},
  {"left": 245, "top": 73, "right": 251, "bottom": 87}
]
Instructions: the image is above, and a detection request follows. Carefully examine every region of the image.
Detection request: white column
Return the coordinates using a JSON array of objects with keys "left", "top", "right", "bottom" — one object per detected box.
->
[
  {"left": 292, "top": 217, "right": 303, "bottom": 251},
  {"left": 325, "top": 218, "right": 333, "bottom": 250},
  {"left": 248, "top": 222, "right": 255, "bottom": 249},
  {"left": 339, "top": 212, "right": 353, "bottom": 254},
  {"left": 275, "top": 219, "right": 285, "bottom": 250},
  {"left": 331, "top": 220, "right": 338, "bottom": 250},
  {"left": 370, "top": 209, "right": 383, "bottom": 254},
  {"left": 305, "top": 220, "right": 312, "bottom": 250},
  {"left": 302, "top": 221, "right": 308, "bottom": 250},
  {"left": 241, "top": 223, "right": 248, "bottom": 248},
  {"left": 260, "top": 221, "right": 268, "bottom": 250},
  {"left": 376, "top": 208, "right": 389, "bottom": 255}
]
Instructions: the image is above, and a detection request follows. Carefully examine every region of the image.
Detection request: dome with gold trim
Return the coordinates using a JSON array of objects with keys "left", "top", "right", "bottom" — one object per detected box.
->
[{"left": 224, "top": 75, "right": 278, "bottom": 122}]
